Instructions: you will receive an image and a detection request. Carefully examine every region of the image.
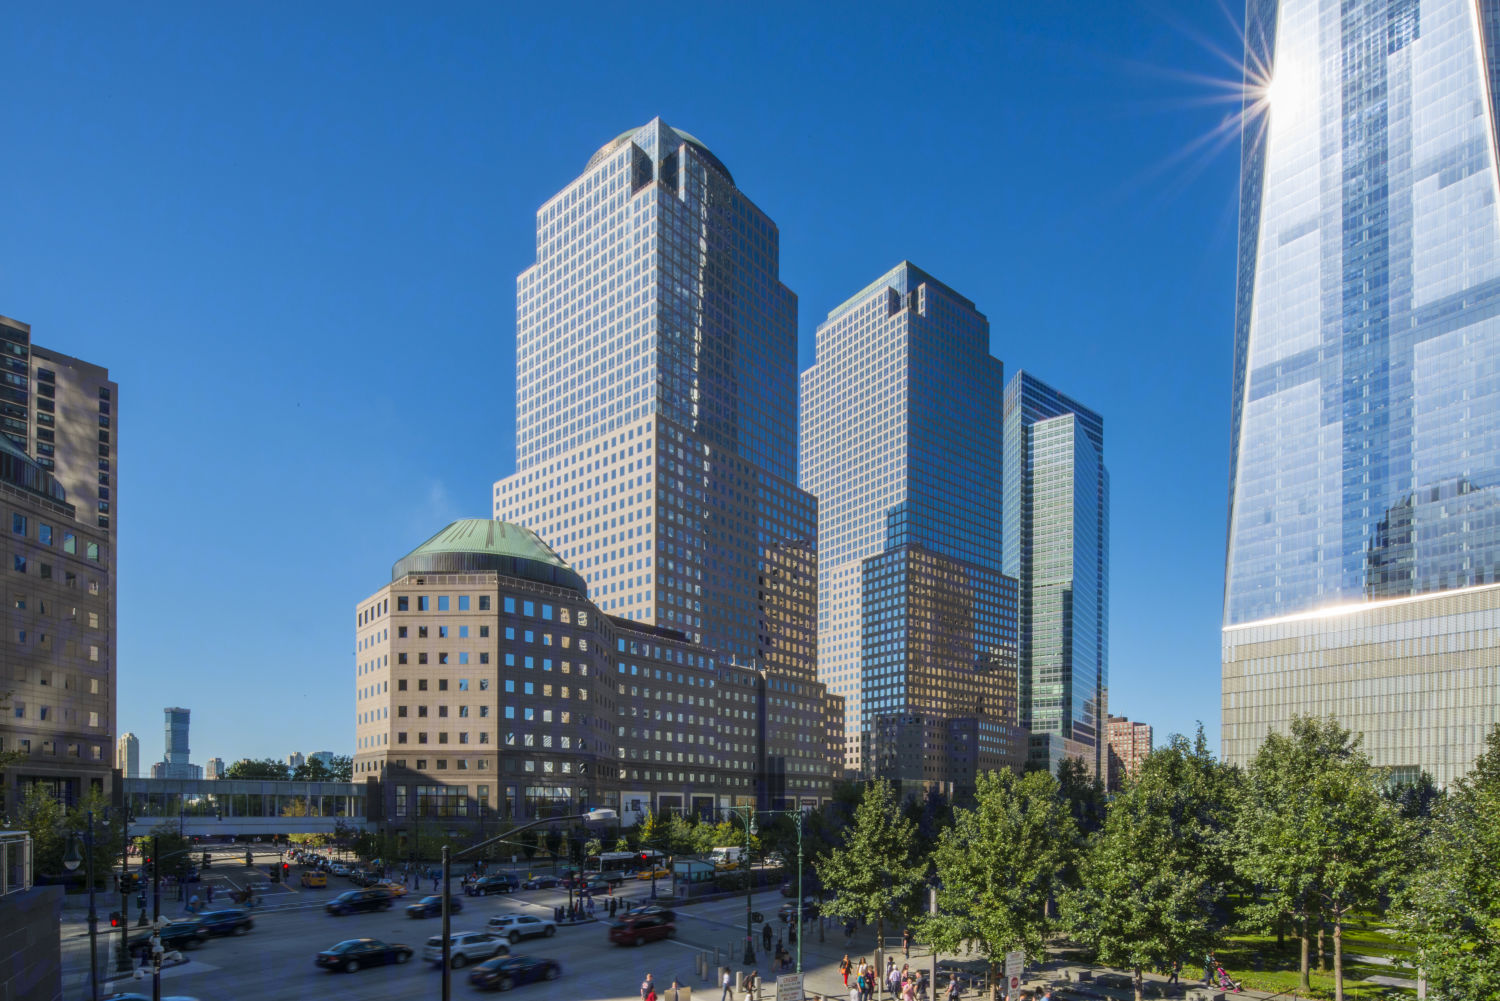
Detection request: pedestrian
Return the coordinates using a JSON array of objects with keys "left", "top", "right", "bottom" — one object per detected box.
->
[
  {"left": 903, "top": 927, "right": 912, "bottom": 959},
  {"left": 844, "top": 920, "right": 855, "bottom": 947},
  {"left": 889, "top": 961, "right": 902, "bottom": 997},
  {"left": 669, "top": 976, "right": 683, "bottom": 1001},
  {"left": 742, "top": 968, "right": 759, "bottom": 1001},
  {"left": 720, "top": 966, "right": 734, "bottom": 1001},
  {"left": 1167, "top": 959, "right": 1179, "bottom": 985},
  {"left": 789, "top": 922, "right": 796, "bottom": 947},
  {"left": 946, "top": 975, "right": 961, "bottom": 1000},
  {"left": 902, "top": 974, "right": 917, "bottom": 1001},
  {"left": 432, "top": 874, "right": 439, "bottom": 891},
  {"left": 762, "top": 921, "right": 773, "bottom": 952},
  {"left": 641, "top": 971, "right": 655, "bottom": 1000},
  {"left": 849, "top": 983, "right": 861, "bottom": 1001},
  {"left": 841, "top": 955, "right": 852, "bottom": 987}
]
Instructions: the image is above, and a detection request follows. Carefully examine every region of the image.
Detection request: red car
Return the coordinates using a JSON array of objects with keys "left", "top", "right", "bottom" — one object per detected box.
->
[{"left": 608, "top": 913, "right": 675, "bottom": 947}]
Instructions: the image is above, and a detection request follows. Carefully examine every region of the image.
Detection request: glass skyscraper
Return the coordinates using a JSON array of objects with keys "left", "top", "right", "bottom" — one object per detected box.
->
[
  {"left": 1002, "top": 371, "right": 1109, "bottom": 777},
  {"left": 1224, "top": 0, "right": 1500, "bottom": 784},
  {"left": 801, "top": 263, "right": 1023, "bottom": 783},
  {"left": 494, "top": 119, "right": 835, "bottom": 805}
]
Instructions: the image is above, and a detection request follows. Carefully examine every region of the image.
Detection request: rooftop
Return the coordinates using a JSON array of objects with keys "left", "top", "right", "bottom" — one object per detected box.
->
[{"left": 391, "top": 519, "right": 587, "bottom": 596}]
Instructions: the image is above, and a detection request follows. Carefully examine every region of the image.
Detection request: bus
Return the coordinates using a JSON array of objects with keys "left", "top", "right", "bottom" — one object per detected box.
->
[{"left": 587, "top": 850, "right": 666, "bottom": 875}]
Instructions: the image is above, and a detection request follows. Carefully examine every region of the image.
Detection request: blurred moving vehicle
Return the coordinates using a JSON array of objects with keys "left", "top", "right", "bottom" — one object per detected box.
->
[
  {"left": 325, "top": 888, "right": 394, "bottom": 915},
  {"left": 466, "top": 874, "right": 519, "bottom": 896},
  {"left": 608, "top": 912, "right": 675, "bottom": 947},
  {"left": 406, "top": 894, "right": 462, "bottom": 918},
  {"left": 484, "top": 913, "right": 557, "bottom": 944},
  {"left": 420, "top": 930, "right": 507, "bottom": 967},
  {"left": 314, "top": 938, "right": 413, "bottom": 973},
  {"left": 468, "top": 955, "right": 561, "bottom": 991},
  {"left": 196, "top": 909, "right": 253, "bottom": 936},
  {"left": 300, "top": 871, "right": 328, "bottom": 888}
]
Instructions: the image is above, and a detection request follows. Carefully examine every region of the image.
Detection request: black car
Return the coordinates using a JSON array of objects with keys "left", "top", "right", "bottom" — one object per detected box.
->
[
  {"left": 467, "top": 874, "right": 519, "bottom": 896},
  {"left": 469, "top": 955, "right": 562, "bottom": 991},
  {"left": 314, "top": 938, "right": 413, "bottom": 973},
  {"left": 196, "top": 909, "right": 253, "bottom": 936},
  {"left": 407, "top": 894, "right": 462, "bottom": 918},
  {"left": 125, "top": 920, "right": 205, "bottom": 958},
  {"left": 521, "top": 875, "right": 560, "bottom": 890},
  {"left": 348, "top": 870, "right": 380, "bottom": 887},
  {"left": 778, "top": 897, "right": 819, "bottom": 923},
  {"left": 325, "top": 888, "right": 395, "bottom": 915}
]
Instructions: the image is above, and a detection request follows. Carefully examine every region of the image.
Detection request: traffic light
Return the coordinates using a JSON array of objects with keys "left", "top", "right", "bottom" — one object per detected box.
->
[{"left": 108, "top": 911, "right": 121, "bottom": 928}]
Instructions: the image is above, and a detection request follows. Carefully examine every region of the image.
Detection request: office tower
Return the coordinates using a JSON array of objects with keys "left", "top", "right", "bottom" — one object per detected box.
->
[
  {"left": 1105, "top": 715, "right": 1152, "bottom": 793},
  {"left": 286, "top": 752, "right": 305, "bottom": 770},
  {"left": 116, "top": 732, "right": 139, "bottom": 778},
  {"left": 1224, "top": 0, "right": 1500, "bottom": 785},
  {"left": 801, "top": 262, "right": 1023, "bottom": 784},
  {"left": 351, "top": 519, "right": 837, "bottom": 837},
  {"left": 161, "top": 707, "right": 193, "bottom": 779},
  {"left": 492, "top": 119, "right": 834, "bottom": 805},
  {"left": 1003, "top": 371, "right": 1109, "bottom": 778},
  {"left": 204, "top": 757, "right": 224, "bottom": 780},
  {"left": 309, "top": 751, "right": 334, "bottom": 768}
]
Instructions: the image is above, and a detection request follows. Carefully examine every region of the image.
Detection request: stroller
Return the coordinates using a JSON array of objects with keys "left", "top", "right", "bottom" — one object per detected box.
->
[{"left": 1204, "top": 954, "right": 1242, "bottom": 994}]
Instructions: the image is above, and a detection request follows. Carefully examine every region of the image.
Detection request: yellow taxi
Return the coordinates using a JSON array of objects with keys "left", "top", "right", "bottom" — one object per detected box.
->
[
  {"left": 635, "top": 867, "right": 671, "bottom": 880},
  {"left": 713, "top": 860, "right": 739, "bottom": 872},
  {"left": 375, "top": 881, "right": 409, "bottom": 897},
  {"left": 300, "top": 870, "right": 327, "bottom": 888}
]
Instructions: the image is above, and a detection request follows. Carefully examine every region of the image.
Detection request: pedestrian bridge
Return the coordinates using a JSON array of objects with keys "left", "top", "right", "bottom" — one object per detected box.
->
[{"left": 122, "top": 778, "right": 372, "bottom": 839}]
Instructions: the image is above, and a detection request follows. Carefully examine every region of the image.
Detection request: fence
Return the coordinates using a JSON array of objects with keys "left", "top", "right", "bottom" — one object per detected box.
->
[{"left": 0, "top": 830, "right": 32, "bottom": 897}]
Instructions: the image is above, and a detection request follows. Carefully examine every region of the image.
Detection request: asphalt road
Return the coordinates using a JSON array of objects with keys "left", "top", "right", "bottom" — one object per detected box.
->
[{"left": 65, "top": 851, "right": 888, "bottom": 1001}]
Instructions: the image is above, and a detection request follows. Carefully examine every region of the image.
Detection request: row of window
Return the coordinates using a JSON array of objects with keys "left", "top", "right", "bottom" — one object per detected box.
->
[{"left": 11, "top": 515, "right": 102, "bottom": 561}]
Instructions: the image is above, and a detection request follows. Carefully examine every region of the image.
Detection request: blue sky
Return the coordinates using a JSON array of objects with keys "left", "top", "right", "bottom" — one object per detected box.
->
[{"left": 1, "top": 2, "right": 1247, "bottom": 768}]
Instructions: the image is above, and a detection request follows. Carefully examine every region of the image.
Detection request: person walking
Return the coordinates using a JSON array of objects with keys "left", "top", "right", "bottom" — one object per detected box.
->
[
  {"left": 205, "top": 884, "right": 214, "bottom": 904},
  {"left": 841, "top": 955, "right": 852, "bottom": 987},
  {"left": 720, "top": 966, "right": 734, "bottom": 1001},
  {"left": 762, "top": 921, "right": 773, "bottom": 952},
  {"left": 640, "top": 971, "right": 655, "bottom": 1000},
  {"left": 902, "top": 927, "right": 912, "bottom": 959},
  {"left": 888, "top": 960, "right": 902, "bottom": 998},
  {"left": 742, "top": 968, "right": 759, "bottom": 1001},
  {"left": 946, "top": 975, "right": 961, "bottom": 1000}
]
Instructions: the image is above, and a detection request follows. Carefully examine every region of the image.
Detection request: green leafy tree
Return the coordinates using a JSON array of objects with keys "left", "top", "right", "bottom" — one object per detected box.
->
[
  {"left": 1396, "top": 725, "right": 1500, "bottom": 1001},
  {"left": 613, "top": 835, "right": 630, "bottom": 853},
  {"left": 819, "top": 780, "right": 925, "bottom": 961},
  {"left": 921, "top": 769, "right": 1077, "bottom": 997},
  {"left": 146, "top": 823, "right": 194, "bottom": 880},
  {"left": 1062, "top": 732, "right": 1238, "bottom": 1001},
  {"left": 19, "top": 785, "right": 68, "bottom": 876},
  {"left": 1055, "top": 757, "right": 1108, "bottom": 837},
  {"left": 1234, "top": 716, "right": 1403, "bottom": 999},
  {"left": 636, "top": 811, "right": 661, "bottom": 852},
  {"left": 327, "top": 755, "right": 353, "bottom": 781},
  {"left": 693, "top": 819, "right": 736, "bottom": 856},
  {"left": 584, "top": 837, "right": 602, "bottom": 860},
  {"left": 662, "top": 812, "right": 694, "bottom": 857},
  {"left": 223, "top": 758, "right": 290, "bottom": 781},
  {"left": 291, "top": 758, "right": 333, "bottom": 781}
]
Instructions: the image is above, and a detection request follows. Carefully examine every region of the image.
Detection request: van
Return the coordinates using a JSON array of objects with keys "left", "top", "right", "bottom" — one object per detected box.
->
[{"left": 710, "top": 846, "right": 744, "bottom": 870}]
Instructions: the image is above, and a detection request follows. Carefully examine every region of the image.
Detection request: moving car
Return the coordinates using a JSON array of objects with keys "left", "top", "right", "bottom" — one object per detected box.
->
[
  {"left": 521, "top": 875, "right": 561, "bottom": 890},
  {"left": 778, "top": 898, "right": 819, "bottom": 923},
  {"left": 469, "top": 955, "right": 561, "bottom": 991},
  {"left": 466, "top": 874, "right": 520, "bottom": 896},
  {"left": 420, "top": 930, "right": 507, "bottom": 967},
  {"left": 406, "top": 894, "right": 462, "bottom": 918},
  {"left": 325, "top": 888, "right": 395, "bottom": 915},
  {"left": 634, "top": 867, "right": 671, "bottom": 880},
  {"left": 125, "top": 920, "right": 206, "bottom": 958},
  {"left": 484, "top": 913, "right": 557, "bottom": 944},
  {"left": 196, "top": 909, "right": 253, "bottom": 936},
  {"left": 374, "top": 881, "right": 409, "bottom": 897},
  {"left": 300, "top": 871, "right": 328, "bottom": 888},
  {"left": 348, "top": 870, "right": 379, "bottom": 887},
  {"left": 329, "top": 863, "right": 350, "bottom": 876},
  {"left": 608, "top": 912, "right": 675, "bottom": 947},
  {"left": 314, "top": 938, "right": 413, "bottom": 973}
]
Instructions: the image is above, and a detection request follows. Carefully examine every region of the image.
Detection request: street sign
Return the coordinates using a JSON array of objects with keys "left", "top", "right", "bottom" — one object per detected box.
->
[
  {"left": 1004, "top": 950, "right": 1024, "bottom": 1000},
  {"left": 776, "top": 972, "right": 803, "bottom": 1001}
]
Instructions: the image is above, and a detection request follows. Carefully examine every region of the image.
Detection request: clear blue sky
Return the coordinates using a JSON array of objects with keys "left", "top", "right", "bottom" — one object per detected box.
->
[{"left": 1, "top": 2, "right": 1246, "bottom": 768}]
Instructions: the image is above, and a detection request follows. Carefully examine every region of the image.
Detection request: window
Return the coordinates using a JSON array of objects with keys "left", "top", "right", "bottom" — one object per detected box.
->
[
  {"left": 12, "top": 555, "right": 24, "bottom": 573},
  {"left": 458, "top": 652, "right": 469, "bottom": 665},
  {"left": 418, "top": 680, "right": 428, "bottom": 691},
  {"left": 398, "top": 597, "right": 408, "bottom": 611},
  {"left": 398, "top": 680, "right": 408, "bottom": 692},
  {"left": 438, "top": 596, "right": 450, "bottom": 611},
  {"left": 458, "top": 626, "right": 468, "bottom": 638},
  {"left": 418, "top": 653, "right": 428, "bottom": 665},
  {"left": 438, "top": 679, "right": 448, "bottom": 692},
  {"left": 398, "top": 707, "right": 408, "bottom": 718},
  {"left": 38, "top": 524, "right": 51, "bottom": 546},
  {"left": 480, "top": 653, "right": 489, "bottom": 664},
  {"left": 458, "top": 679, "right": 469, "bottom": 691},
  {"left": 63, "top": 532, "right": 75, "bottom": 555},
  {"left": 458, "top": 596, "right": 470, "bottom": 611},
  {"left": 480, "top": 596, "right": 492, "bottom": 611},
  {"left": 479, "top": 626, "right": 490, "bottom": 638},
  {"left": 503, "top": 597, "right": 515, "bottom": 613},
  {"left": 438, "top": 626, "right": 447, "bottom": 639},
  {"left": 437, "top": 706, "right": 448, "bottom": 718},
  {"left": 11, "top": 514, "right": 24, "bottom": 536},
  {"left": 458, "top": 706, "right": 469, "bottom": 718},
  {"left": 418, "top": 706, "right": 428, "bottom": 718},
  {"left": 418, "top": 596, "right": 429, "bottom": 611},
  {"left": 86, "top": 542, "right": 99, "bottom": 562},
  {"left": 438, "top": 653, "right": 448, "bottom": 665},
  {"left": 398, "top": 626, "right": 408, "bottom": 638},
  {"left": 398, "top": 654, "right": 407, "bottom": 665},
  {"left": 419, "top": 626, "right": 429, "bottom": 639},
  {"left": 478, "top": 679, "right": 489, "bottom": 691},
  {"left": 479, "top": 706, "right": 490, "bottom": 717}
]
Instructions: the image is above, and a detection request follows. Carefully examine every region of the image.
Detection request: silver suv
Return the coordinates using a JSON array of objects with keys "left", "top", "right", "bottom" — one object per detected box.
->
[{"left": 421, "top": 930, "right": 509, "bottom": 968}]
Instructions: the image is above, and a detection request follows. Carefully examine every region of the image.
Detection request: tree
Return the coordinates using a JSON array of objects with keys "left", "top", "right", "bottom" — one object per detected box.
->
[
  {"left": 146, "top": 823, "right": 194, "bottom": 880},
  {"left": 282, "top": 798, "right": 326, "bottom": 847},
  {"left": 1062, "top": 733, "right": 1238, "bottom": 1001},
  {"left": 584, "top": 837, "right": 602, "bottom": 860},
  {"left": 327, "top": 755, "right": 353, "bottom": 781},
  {"left": 693, "top": 819, "right": 736, "bottom": 856},
  {"left": 19, "top": 784, "right": 68, "bottom": 876},
  {"left": 662, "top": 812, "right": 694, "bottom": 857},
  {"left": 613, "top": 835, "right": 630, "bottom": 854},
  {"left": 637, "top": 811, "right": 661, "bottom": 853},
  {"left": 1055, "top": 757, "right": 1108, "bottom": 837},
  {"left": 819, "top": 780, "right": 925, "bottom": 962},
  {"left": 1396, "top": 725, "right": 1500, "bottom": 1000},
  {"left": 223, "top": 758, "right": 290, "bottom": 781},
  {"left": 920, "top": 769, "right": 1078, "bottom": 998},
  {"left": 1234, "top": 716, "right": 1403, "bottom": 1000},
  {"left": 291, "top": 758, "right": 333, "bottom": 782}
]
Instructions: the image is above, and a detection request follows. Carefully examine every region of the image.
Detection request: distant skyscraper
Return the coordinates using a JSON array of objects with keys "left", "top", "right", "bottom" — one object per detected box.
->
[
  {"left": 204, "top": 757, "right": 224, "bottom": 780},
  {"left": 801, "top": 262, "right": 1022, "bottom": 782},
  {"left": 309, "top": 751, "right": 334, "bottom": 768},
  {"left": 1224, "top": 0, "right": 1500, "bottom": 784},
  {"left": 1003, "top": 371, "right": 1109, "bottom": 778},
  {"left": 286, "top": 752, "right": 305, "bottom": 771},
  {"left": 1105, "top": 715, "right": 1152, "bottom": 793},
  {"left": 492, "top": 118, "right": 834, "bottom": 805},
  {"left": 161, "top": 707, "right": 193, "bottom": 779},
  {"left": 116, "top": 733, "right": 139, "bottom": 778}
]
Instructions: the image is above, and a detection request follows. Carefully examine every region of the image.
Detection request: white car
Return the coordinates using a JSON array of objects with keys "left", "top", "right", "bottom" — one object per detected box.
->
[
  {"left": 484, "top": 913, "right": 558, "bottom": 944},
  {"left": 330, "top": 863, "right": 350, "bottom": 876},
  {"left": 420, "top": 930, "right": 508, "bottom": 968}
]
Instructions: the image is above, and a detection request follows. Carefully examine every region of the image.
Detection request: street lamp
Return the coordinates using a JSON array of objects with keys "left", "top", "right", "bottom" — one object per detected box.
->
[
  {"left": 64, "top": 812, "right": 100, "bottom": 1001},
  {"left": 438, "top": 808, "right": 616, "bottom": 1001},
  {"left": 730, "top": 806, "right": 808, "bottom": 974}
]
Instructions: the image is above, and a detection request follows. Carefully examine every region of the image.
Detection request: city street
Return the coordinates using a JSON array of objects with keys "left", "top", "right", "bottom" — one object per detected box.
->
[{"left": 62, "top": 850, "right": 924, "bottom": 1001}]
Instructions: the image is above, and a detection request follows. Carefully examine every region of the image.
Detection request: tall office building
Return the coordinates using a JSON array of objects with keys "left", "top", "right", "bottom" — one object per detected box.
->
[
  {"left": 286, "top": 752, "right": 305, "bottom": 771},
  {"left": 1224, "top": 0, "right": 1500, "bottom": 784},
  {"left": 1105, "top": 715, "right": 1152, "bottom": 793},
  {"left": 801, "top": 263, "right": 1023, "bottom": 783},
  {"left": 161, "top": 707, "right": 194, "bottom": 779},
  {"left": 1003, "top": 371, "right": 1109, "bottom": 777},
  {"left": 204, "top": 757, "right": 224, "bottom": 780},
  {"left": 493, "top": 119, "right": 834, "bottom": 804},
  {"left": 0, "top": 314, "right": 116, "bottom": 810},
  {"left": 116, "top": 732, "right": 139, "bottom": 779}
]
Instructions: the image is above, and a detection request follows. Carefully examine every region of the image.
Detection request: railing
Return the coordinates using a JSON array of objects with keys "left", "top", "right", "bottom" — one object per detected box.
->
[{"left": 0, "top": 830, "right": 32, "bottom": 896}]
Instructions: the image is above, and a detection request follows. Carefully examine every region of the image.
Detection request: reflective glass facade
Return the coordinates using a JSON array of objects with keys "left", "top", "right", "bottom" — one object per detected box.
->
[
  {"left": 1228, "top": 0, "right": 1500, "bottom": 625},
  {"left": 1002, "top": 372, "right": 1109, "bottom": 775},
  {"left": 801, "top": 263, "right": 1014, "bottom": 776},
  {"left": 1225, "top": 0, "right": 1500, "bottom": 779}
]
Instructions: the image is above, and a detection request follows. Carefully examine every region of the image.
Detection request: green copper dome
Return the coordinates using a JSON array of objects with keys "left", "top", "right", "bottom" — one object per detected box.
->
[{"left": 392, "top": 519, "right": 586, "bottom": 596}]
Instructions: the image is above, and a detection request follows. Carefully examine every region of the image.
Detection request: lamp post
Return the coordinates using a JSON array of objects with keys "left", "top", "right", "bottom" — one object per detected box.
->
[
  {"left": 730, "top": 806, "right": 808, "bottom": 973},
  {"left": 116, "top": 807, "right": 135, "bottom": 974},
  {"left": 438, "top": 808, "right": 617, "bottom": 1001},
  {"left": 63, "top": 810, "right": 99, "bottom": 1001}
]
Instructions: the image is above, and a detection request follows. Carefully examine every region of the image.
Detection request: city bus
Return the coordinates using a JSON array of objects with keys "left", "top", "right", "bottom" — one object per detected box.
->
[{"left": 587, "top": 850, "right": 666, "bottom": 875}]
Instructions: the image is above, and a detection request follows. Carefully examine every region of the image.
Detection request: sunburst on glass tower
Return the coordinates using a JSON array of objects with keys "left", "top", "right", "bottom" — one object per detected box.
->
[
  {"left": 494, "top": 119, "right": 839, "bottom": 805},
  {"left": 1224, "top": 0, "right": 1500, "bottom": 784}
]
